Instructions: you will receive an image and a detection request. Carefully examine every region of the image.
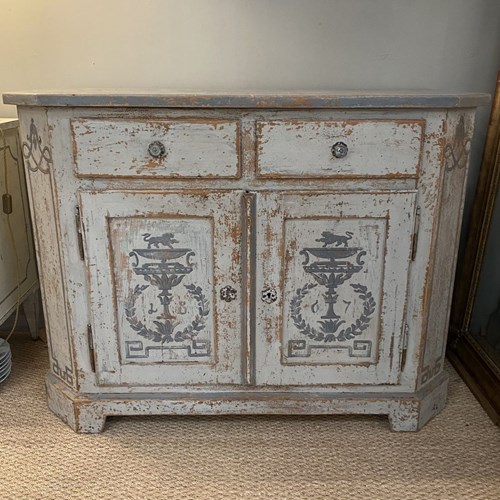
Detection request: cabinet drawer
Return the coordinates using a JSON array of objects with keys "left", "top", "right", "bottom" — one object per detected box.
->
[
  {"left": 71, "top": 118, "right": 240, "bottom": 178},
  {"left": 256, "top": 119, "right": 424, "bottom": 178}
]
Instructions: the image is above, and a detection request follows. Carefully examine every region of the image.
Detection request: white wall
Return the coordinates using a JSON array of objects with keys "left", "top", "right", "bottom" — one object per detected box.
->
[
  {"left": 1, "top": 0, "right": 499, "bottom": 236},
  {"left": 1, "top": 0, "right": 498, "bottom": 111}
]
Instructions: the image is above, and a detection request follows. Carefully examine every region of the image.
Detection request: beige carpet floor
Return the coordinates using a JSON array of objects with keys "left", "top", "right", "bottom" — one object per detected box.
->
[{"left": 1, "top": 332, "right": 499, "bottom": 500}]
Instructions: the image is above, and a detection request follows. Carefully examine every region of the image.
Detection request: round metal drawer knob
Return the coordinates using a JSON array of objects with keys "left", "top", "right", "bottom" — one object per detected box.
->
[
  {"left": 261, "top": 287, "right": 278, "bottom": 304},
  {"left": 220, "top": 285, "right": 237, "bottom": 302},
  {"left": 148, "top": 141, "right": 166, "bottom": 158},
  {"left": 331, "top": 141, "right": 348, "bottom": 159}
]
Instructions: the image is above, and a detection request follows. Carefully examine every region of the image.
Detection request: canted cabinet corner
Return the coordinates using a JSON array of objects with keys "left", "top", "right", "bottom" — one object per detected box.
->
[{"left": 7, "top": 92, "right": 486, "bottom": 432}]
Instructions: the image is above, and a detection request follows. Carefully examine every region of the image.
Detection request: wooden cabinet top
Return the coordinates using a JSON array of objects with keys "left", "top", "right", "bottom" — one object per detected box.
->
[{"left": 3, "top": 90, "right": 490, "bottom": 108}]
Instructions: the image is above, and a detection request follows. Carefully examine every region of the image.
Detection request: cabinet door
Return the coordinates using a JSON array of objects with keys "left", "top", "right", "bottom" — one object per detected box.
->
[
  {"left": 0, "top": 125, "right": 38, "bottom": 324},
  {"left": 255, "top": 191, "right": 417, "bottom": 386},
  {"left": 79, "top": 190, "right": 244, "bottom": 386}
]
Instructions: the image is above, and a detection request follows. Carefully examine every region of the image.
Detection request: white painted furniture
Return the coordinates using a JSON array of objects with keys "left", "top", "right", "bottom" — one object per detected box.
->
[
  {"left": 0, "top": 119, "right": 39, "bottom": 338},
  {"left": 3, "top": 91, "right": 488, "bottom": 432}
]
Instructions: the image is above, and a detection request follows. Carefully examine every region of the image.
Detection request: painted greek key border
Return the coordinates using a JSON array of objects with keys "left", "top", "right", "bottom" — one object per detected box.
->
[
  {"left": 287, "top": 339, "right": 372, "bottom": 358},
  {"left": 125, "top": 339, "right": 211, "bottom": 359}
]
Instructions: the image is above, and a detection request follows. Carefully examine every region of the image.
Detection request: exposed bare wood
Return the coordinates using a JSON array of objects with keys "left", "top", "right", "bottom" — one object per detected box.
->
[
  {"left": 256, "top": 119, "right": 424, "bottom": 178},
  {"left": 8, "top": 92, "right": 483, "bottom": 432}
]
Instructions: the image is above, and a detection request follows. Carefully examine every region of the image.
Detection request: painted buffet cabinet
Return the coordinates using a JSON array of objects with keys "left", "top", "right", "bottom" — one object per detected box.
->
[{"left": 3, "top": 91, "right": 488, "bottom": 432}]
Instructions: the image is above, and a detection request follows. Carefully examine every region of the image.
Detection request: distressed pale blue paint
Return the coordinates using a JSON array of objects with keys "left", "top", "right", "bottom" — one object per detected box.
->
[{"left": 2, "top": 92, "right": 490, "bottom": 108}]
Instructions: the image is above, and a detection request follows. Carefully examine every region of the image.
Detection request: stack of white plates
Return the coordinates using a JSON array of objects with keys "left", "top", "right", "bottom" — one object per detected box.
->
[{"left": 0, "top": 338, "right": 12, "bottom": 384}]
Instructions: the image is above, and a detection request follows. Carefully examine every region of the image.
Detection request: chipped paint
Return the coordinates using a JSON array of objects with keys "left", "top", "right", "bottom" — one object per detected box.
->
[
  {"left": 256, "top": 119, "right": 424, "bottom": 179},
  {"left": 14, "top": 96, "right": 481, "bottom": 433},
  {"left": 70, "top": 118, "right": 241, "bottom": 179}
]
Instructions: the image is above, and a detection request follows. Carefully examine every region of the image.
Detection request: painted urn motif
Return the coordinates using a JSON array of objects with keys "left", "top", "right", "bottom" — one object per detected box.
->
[
  {"left": 125, "top": 233, "right": 209, "bottom": 345},
  {"left": 291, "top": 230, "right": 375, "bottom": 342}
]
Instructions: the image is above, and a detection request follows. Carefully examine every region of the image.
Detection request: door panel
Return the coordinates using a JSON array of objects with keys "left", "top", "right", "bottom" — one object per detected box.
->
[
  {"left": 255, "top": 191, "right": 417, "bottom": 386},
  {"left": 80, "top": 190, "right": 244, "bottom": 386}
]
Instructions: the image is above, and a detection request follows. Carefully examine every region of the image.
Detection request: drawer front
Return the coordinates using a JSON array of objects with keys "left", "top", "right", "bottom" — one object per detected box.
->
[
  {"left": 256, "top": 119, "right": 424, "bottom": 178},
  {"left": 71, "top": 118, "right": 240, "bottom": 178}
]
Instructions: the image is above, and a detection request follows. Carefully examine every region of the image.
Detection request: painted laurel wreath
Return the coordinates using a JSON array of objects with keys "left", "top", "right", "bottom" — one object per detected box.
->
[
  {"left": 124, "top": 283, "right": 209, "bottom": 344},
  {"left": 290, "top": 283, "right": 376, "bottom": 342}
]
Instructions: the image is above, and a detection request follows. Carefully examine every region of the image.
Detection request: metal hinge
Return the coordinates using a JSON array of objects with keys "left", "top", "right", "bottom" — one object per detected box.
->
[
  {"left": 75, "top": 205, "right": 85, "bottom": 260},
  {"left": 411, "top": 206, "right": 421, "bottom": 261},
  {"left": 401, "top": 323, "right": 409, "bottom": 370},
  {"left": 87, "top": 323, "right": 96, "bottom": 372}
]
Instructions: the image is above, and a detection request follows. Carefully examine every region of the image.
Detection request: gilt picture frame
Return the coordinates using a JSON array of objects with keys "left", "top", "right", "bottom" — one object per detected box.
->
[{"left": 448, "top": 70, "right": 500, "bottom": 425}]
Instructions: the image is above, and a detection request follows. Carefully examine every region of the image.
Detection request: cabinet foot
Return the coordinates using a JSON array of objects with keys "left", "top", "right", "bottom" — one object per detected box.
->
[
  {"left": 74, "top": 407, "right": 107, "bottom": 434},
  {"left": 46, "top": 374, "right": 107, "bottom": 433},
  {"left": 388, "top": 373, "right": 448, "bottom": 431}
]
